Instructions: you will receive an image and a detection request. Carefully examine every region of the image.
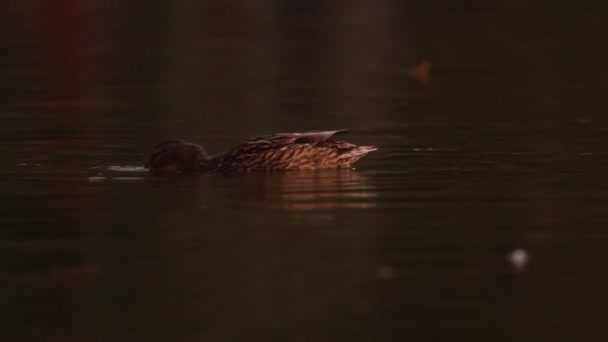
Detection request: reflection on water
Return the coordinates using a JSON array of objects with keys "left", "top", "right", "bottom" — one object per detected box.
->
[
  {"left": 88, "top": 167, "right": 378, "bottom": 210},
  {"left": 237, "top": 169, "right": 377, "bottom": 210},
  {"left": 3, "top": 0, "right": 608, "bottom": 341}
]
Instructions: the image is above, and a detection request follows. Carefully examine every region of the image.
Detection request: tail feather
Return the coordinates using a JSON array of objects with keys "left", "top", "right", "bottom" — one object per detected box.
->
[
  {"left": 338, "top": 146, "right": 378, "bottom": 159},
  {"left": 293, "top": 129, "right": 349, "bottom": 144}
]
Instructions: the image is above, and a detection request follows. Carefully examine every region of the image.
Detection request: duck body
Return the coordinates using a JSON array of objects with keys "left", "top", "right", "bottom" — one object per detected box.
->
[{"left": 145, "top": 129, "right": 377, "bottom": 172}]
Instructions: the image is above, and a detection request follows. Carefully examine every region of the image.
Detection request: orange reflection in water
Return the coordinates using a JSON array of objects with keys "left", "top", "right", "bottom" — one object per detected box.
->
[{"left": 247, "top": 169, "right": 378, "bottom": 210}]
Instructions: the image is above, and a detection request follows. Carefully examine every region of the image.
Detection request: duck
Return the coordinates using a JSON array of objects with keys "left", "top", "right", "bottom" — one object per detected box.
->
[{"left": 145, "top": 129, "right": 377, "bottom": 172}]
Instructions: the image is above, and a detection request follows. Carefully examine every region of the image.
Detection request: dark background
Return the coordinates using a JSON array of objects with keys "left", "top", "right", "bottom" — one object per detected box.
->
[{"left": 2, "top": 1, "right": 608, "bottom": 341}]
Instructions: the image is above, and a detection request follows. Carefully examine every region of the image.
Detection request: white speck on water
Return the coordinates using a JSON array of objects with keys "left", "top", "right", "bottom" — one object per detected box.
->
[{"left": 507, "top": 248, "right": 529, "bottom": 271}]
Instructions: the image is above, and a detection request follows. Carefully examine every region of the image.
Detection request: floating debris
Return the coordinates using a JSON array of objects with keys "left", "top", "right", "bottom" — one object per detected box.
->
[{"left": 404, "top": 60, "right": 432, "bottom": 85}]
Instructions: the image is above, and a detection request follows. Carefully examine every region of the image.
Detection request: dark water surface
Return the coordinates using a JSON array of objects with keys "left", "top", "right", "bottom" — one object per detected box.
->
[{"left": 3, "top": 1, "right": 608, "bottom": 341}]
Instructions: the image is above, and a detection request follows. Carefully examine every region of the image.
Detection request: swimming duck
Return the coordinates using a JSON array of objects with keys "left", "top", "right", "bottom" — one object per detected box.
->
[{"left": 145, "top": 129, "right": 377, "bottom": 172}]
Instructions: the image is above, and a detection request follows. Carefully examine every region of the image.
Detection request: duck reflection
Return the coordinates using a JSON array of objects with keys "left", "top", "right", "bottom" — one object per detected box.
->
[{"left": 234, "top": 169, "right": 378, "bottom": 210}]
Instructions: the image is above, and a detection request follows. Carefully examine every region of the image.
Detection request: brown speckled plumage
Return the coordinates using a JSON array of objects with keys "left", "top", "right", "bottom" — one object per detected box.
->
[{"left": 145, "top": 129, "right": 377, "bottom": 172}]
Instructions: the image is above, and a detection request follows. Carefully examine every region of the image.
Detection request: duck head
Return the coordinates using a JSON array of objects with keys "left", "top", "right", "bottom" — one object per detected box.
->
[{"left": 145, "top": 140, "right": 209, "bottom": 172}]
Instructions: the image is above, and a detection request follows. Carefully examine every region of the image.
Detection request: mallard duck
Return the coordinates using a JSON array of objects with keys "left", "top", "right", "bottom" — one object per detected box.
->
[{"left": 145, "top": 129, "right": 377, "bottom": 172}]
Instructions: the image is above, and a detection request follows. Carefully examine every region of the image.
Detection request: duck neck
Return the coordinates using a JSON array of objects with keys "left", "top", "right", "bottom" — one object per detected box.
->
[{"left": 197, "top": 154, "right": 225, "bottom": 172}]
